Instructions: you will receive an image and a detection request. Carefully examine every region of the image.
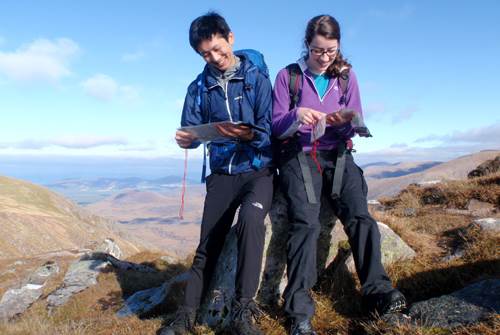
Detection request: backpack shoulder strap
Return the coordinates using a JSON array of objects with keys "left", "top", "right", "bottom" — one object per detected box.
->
[
  {"left": 338, "top": 68, "right": 350, "bottom": 106},
  {"left": 286, "top": 63, "right": 302, "bottom": 110}
]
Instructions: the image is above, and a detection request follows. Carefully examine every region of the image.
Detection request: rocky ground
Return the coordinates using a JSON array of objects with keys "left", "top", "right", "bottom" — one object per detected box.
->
[{"left": 0, "top": 159, "right": 499, "bottom": 334}]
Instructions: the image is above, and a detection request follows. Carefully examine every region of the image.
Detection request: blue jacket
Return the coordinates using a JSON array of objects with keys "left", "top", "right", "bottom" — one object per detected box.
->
[{"left": 180, "top": 54, "right": 273, "bottom": 175}]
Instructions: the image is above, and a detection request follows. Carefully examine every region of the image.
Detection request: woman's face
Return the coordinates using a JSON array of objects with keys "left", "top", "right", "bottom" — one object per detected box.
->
[{"left": 306, "top": 35, "right": 339, "bottom": 74}]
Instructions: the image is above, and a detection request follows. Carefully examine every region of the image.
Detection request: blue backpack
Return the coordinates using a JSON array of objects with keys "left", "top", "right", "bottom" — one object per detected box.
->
[{"left": 195, "top": 49, "right": 269, "bottom": 182}]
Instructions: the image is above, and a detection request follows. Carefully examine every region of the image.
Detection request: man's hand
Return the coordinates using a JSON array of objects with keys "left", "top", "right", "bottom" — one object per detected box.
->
[
  {"left": 326, "top": 110, "right": 354, "bottom": 126},
  {"left": 215, "top": 124, "right": 255, "bottom": 141},
  {"left": 175, "top": 130, "right": 197, "bottom": 148},
  {"left": 297, "top": 107, "right": 324, "bottom": 125}
]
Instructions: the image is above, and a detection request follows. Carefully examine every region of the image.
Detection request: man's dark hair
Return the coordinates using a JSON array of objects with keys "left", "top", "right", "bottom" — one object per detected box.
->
[{"left": 189, "top": 12, "right": 231, "bottom": 52}]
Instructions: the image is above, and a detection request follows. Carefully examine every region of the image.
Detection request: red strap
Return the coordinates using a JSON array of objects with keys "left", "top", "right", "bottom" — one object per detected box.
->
[
  {"left": 311, "top": 140, "right": 322, "bottom": 174},
  {"left": 178, "top": 149, "right": 188, "bottom": 220}
]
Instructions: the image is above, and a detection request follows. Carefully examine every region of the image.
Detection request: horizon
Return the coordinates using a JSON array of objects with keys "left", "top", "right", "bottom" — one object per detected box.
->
[{"left": 1, "top": 1, "right": 499, "bottom": 182}]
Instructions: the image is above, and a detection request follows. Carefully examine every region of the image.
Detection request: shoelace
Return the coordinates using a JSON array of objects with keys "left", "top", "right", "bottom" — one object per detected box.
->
[
  {"left": 232, "top": 301, "right": 263, "bottom": 321},
  {"left": 386, "top": 297, "right": 406, "bottom": 313}
]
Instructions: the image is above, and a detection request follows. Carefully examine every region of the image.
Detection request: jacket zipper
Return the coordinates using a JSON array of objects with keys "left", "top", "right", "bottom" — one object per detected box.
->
[
  {"left": 304, "top": 73, "right": 337, "bottom": 104},
  {"left": 222, "top": 81, "right": 236, "bottom": 174}
]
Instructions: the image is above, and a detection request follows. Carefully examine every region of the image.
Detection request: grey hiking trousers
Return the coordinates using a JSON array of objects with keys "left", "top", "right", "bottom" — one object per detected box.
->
[{"left": 279, "top": 151, "right": 393, "bottom": 322}]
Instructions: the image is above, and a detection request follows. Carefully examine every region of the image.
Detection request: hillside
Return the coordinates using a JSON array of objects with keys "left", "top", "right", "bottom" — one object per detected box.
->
[
  {"left": 86, "top": 188, "right": 206, "bottom": 257},
  {"left": 0, "top": 176, "right": 142, "bottom": 259},
  {"left": 1, "top": 166, "right": 499, "bottom": 334},
  {"left": 366, "top": 150, "right": 500, "bottom": 199}
]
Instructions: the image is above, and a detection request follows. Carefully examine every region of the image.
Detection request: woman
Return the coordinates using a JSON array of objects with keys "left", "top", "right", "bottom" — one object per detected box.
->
[{"left": 272, "top": 15, "right": 406, "bottom": 335}]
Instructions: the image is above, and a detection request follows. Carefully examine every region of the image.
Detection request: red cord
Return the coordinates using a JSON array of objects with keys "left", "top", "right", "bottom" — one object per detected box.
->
[
  {"left": 311, "top": 140, "right": 322, "bottom": 174},
  {"left": 179, "top": 149, "right": 188, "bottom": 220}
]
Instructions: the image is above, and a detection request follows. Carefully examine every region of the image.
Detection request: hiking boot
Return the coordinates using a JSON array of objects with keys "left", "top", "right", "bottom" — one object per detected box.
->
[
  {"left": 289, "top": 319, "right": 317, "bottom": 335},
  {"left": 158, "top": 306, "right": 196, "bottom": 335},
  {"left": 228, "top": 298, "right": 263, "bottom": 335},
  {"left": 363, "top": 289, "right": 407, "bottom": 316}
]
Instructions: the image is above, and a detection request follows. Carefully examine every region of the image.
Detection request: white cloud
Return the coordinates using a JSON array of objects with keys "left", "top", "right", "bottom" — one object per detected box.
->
[
  {"left": 2, "top": 136, "right": 128, "bottom": 150},
  {"left": 81, "top": 74, "right": 140, "bottom": 102},
  {"left": 81, "top": 74, "right": 118, "bottom": 101},
  {"left": 0, "top": 38, "right": 79, "bottom": 83},
  {"left": 416, "top": 122, "right": 500, "bottom": 146}
]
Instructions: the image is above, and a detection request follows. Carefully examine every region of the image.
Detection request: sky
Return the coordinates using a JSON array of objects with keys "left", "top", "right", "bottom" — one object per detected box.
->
[{"left": 0, "top": 0, "right": 499, "bottom": 181}]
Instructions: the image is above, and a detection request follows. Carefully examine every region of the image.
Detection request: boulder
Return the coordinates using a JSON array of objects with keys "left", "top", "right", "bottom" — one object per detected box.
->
[
  {"left": 468, "top": 156, "right": 500, "bottom": 178},
  {"left": 47, "top": 240, "right": 155, "bottom": 309},
  {"left": 472, "top": 218, "right": 500, "bottom": 233},
  {"left": 408, "top": 279, "right": 500, "bottom": 328},
  {"left": 114, "top": 189, "right": 414, "bottom": 331},
  {"left": 0, "top": 261, "right": 59, "bottom": 320},
  {"left": 117, "top": 273, "right": 189, "bottom": 317}
]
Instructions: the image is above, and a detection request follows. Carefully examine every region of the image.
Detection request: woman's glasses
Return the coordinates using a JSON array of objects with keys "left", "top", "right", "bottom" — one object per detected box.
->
[{"left": 309, "top": 46, "right": 338, "bottom": 57}]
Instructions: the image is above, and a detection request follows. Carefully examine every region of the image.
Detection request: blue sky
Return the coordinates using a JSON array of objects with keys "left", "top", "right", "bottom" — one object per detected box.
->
[{"left": 0, "top": 0, "right": 499, "bottom": 178}]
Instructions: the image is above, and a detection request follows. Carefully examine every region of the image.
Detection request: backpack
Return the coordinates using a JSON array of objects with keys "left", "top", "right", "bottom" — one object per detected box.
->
[{"left": 195, "top": 49, "right": 269, "bottom": 182}]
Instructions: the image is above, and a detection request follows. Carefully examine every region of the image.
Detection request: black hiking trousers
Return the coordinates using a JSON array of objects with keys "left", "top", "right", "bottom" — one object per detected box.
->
[
  {"left": 279, "top": 151, "right": 393, "bottom": 322},
  {"left": 182, "top": 167, "right": 274, "bottom": 309}
]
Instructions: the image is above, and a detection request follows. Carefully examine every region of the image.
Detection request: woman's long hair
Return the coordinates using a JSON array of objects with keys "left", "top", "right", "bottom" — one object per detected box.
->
[{"left": 304, "top": 15, "right": 351, "bottom": 77}]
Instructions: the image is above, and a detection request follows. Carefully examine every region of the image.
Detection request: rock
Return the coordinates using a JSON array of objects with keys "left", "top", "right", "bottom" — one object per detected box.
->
[
  {"left": 421, "top": 187, "right": 447, "bottom": 205},
  {"left": 47, "top": 250, "right": 156, "bottom": 309},
  {"left": 0, "top": 261, "right": 59, "bottom": 320},
  {"left": 95, "top": 238, "right": 123, "bottom": 259},
  {"left": 81, "top": 252, "right": 157, "bottom": 273},
  {"left": 402, "top": 207, "right": 417, "bottom": 217},
  {"left": 468, "top": 155, "right": 500, "bottom": 178},
  {"left": 116, "top": 189, "right": 414, "bottom": 330},
  {"left": 47, "top": 258, "right": 110, "bottom": 309},
  {"left": 472, "top": 218, "right": 500, "bottom": 233},
  {"left": 408, "top": 279, "right": 500, "bottom": 328},
  {"left": 466, "top": 199, "right": 496, "bottom": 216},
  {"left": 441, "top": 249, "right": 465, "bottom": 262},
  {"left": 117, "top": 272, "right": 189, "bottom": 317},
  {"left": 160, "top": 255, "right": 179, "bottom": 264}
]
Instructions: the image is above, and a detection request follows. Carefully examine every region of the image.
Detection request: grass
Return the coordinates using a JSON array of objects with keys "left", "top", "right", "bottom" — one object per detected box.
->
[{"left": 0, "top": 175, "right": 499, "bottom": 334}]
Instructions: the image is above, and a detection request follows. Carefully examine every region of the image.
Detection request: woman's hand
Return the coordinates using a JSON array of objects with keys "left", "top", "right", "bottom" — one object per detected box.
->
[
  {"left": 297, "top": 107, "right": 324, "bottom": 125},
  {"left": 325, "top": 110, "right": 354, "bottom": 126},
  {"left": 175, "top": 130, "right": 197, "bottom": 148},
  {"left": 215, "top": 124, "right": 254, "bottom": 141}
]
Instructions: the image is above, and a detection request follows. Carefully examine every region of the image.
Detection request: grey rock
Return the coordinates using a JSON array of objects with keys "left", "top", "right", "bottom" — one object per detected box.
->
[
  {"left": 402, "top": 207, "right": 417, "bottom": 217},
  {"left": 473, "top": 218, "right": 500, "bottom": 233},
  {"left": 95, "top": 238, "right": 123, "bottom": 259},
  {"left": 117, "top": 272, "right": 189, "bottom": 317},
  {"left": 467, "top": 199, "right": 496, "bottom": 217},
  {"left": 408, "top": 279, "right": 500, "bottom": 328},
  {"left": 81, "top": 252, "right": 157, "bottom": 273},
  {"left": 0, "top": 261, "right": 59, "bottom": 320},
  {"left": 441, "top": 249, "right": 465, "bottom": 262},
  {"left": 47, "top": 259, "right": 110, "bottom": 308},
  {"left": 47, "top": 249, "right": 156, "bottom": 309},
  {"left": 113, "top": 189, "right": 414, "bottom": 330}
]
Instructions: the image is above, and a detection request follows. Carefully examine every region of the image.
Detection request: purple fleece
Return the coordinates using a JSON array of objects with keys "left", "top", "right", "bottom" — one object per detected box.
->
[{"left": 272, "top": 58, "right": 363, "bottom": 151}]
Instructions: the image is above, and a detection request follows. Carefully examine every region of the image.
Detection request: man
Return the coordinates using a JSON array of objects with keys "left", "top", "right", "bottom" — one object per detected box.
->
[{"left": 159, "top": 12, "right": 273, "bottom": 335}]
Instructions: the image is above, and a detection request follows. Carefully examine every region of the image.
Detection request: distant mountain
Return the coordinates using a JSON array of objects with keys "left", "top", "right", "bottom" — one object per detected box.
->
[
  {"left": 366, "top": 150, "right": 500, "bottom": 200},
  {"left": 363, "top": 161, "right": 442, "bottom": 179},
  {"left": 45, "top": 175, "right": 198, "bottom": 205},
  {"left": 86, "top": 187, "right": 206, "bottom": 257},
  {"left": 0, "top": 176, "right": 142, "bottom": 259}
]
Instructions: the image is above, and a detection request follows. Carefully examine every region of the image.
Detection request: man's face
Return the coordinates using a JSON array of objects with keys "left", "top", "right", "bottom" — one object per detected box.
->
[{"left": 197, "top": 32, "right": 235, "bottom": 71}]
